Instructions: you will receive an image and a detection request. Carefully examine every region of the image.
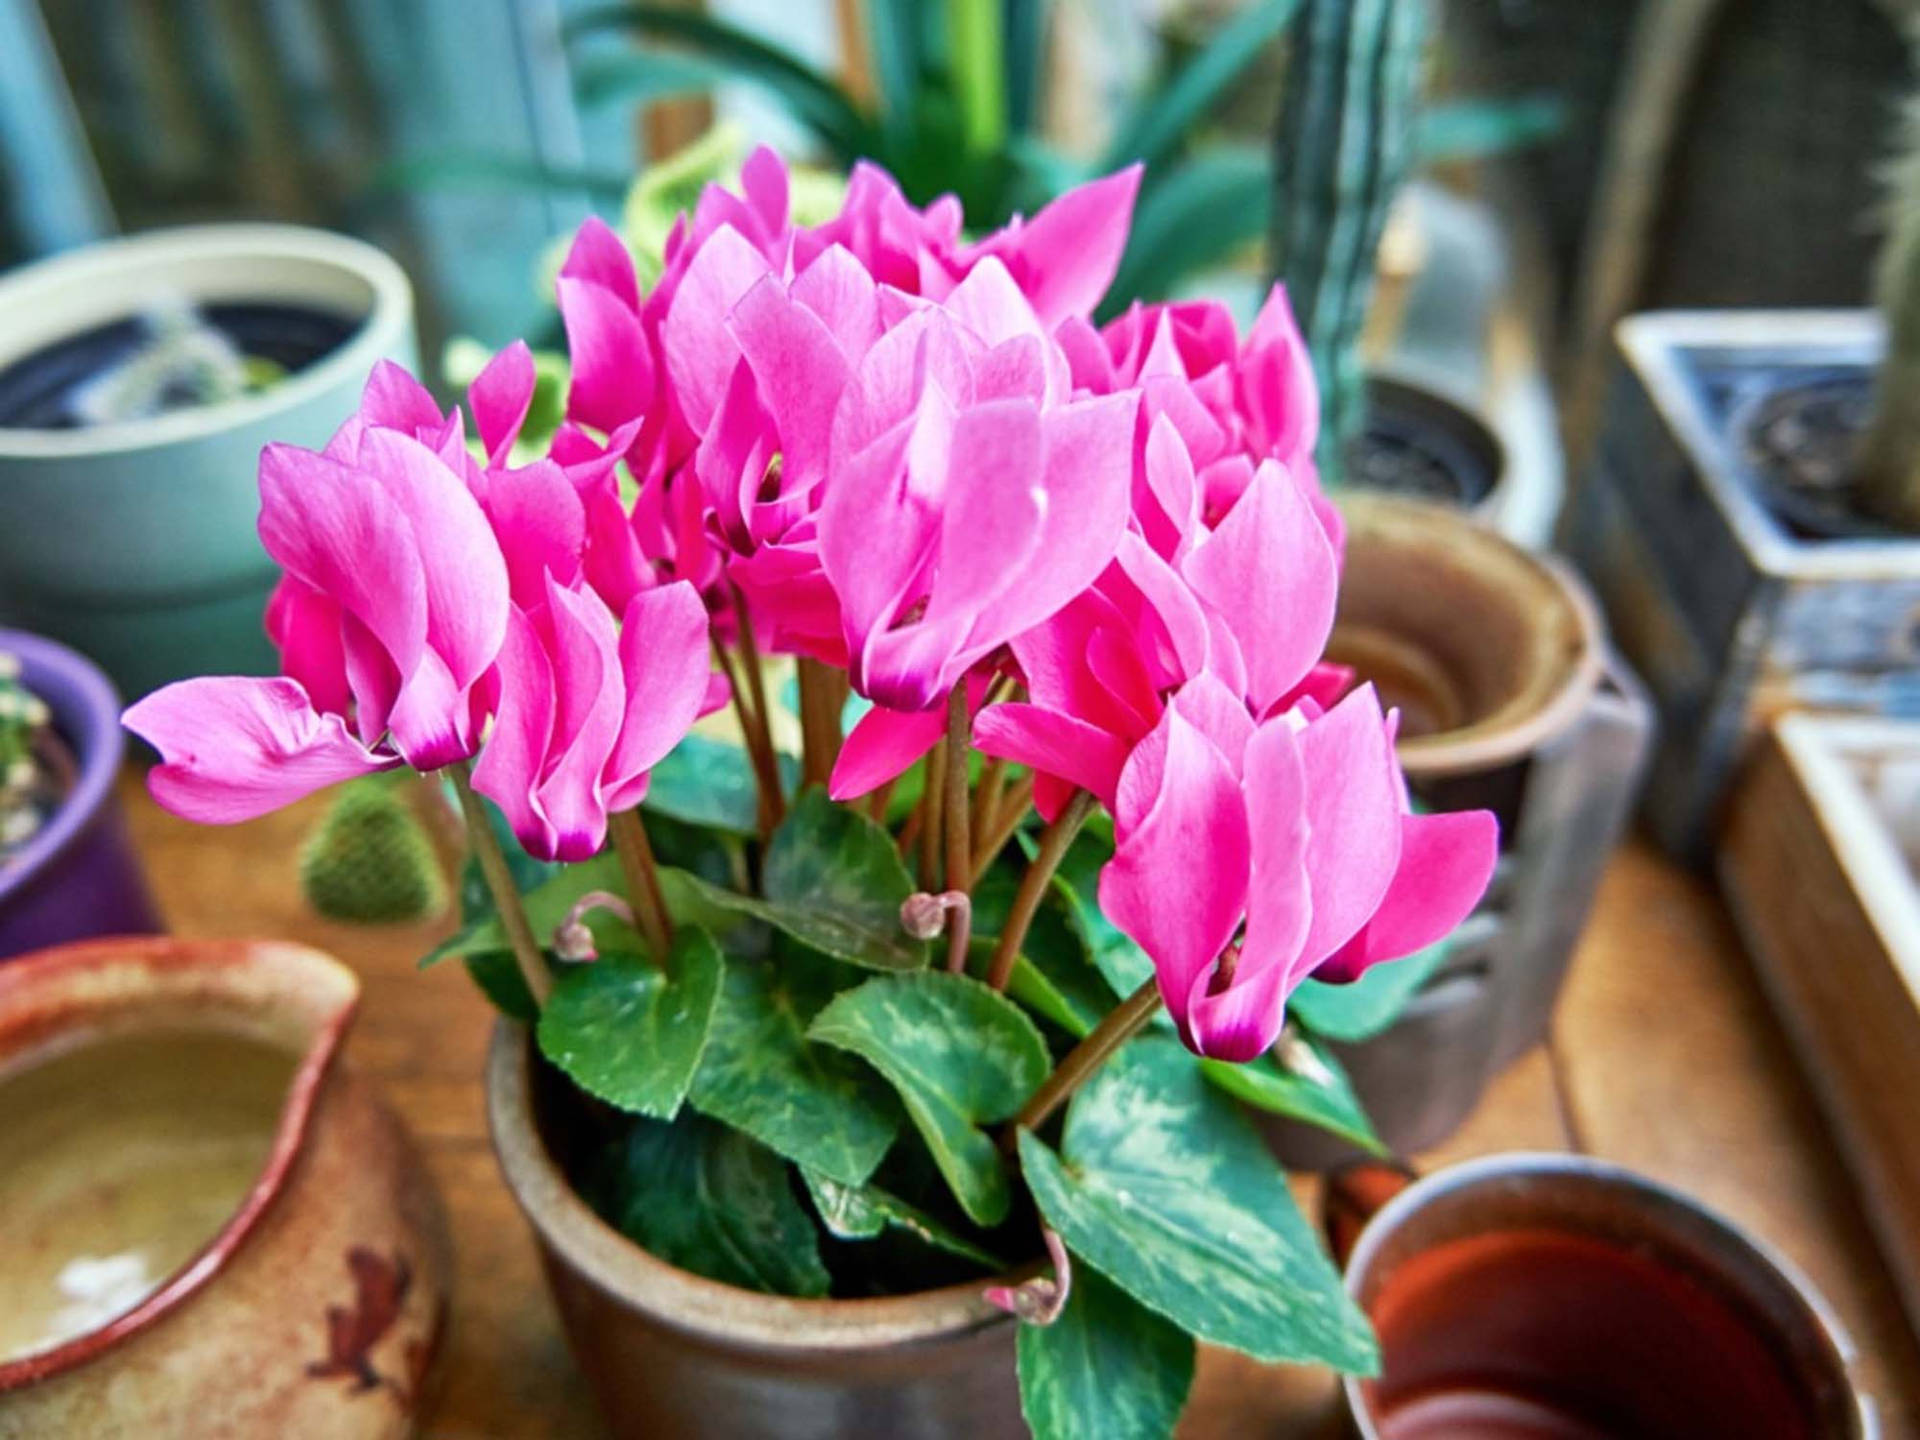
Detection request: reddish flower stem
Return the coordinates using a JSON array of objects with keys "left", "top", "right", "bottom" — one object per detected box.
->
[
  {"left": 1006, "top": 979, "right": 1162, "bottom": 1145},
  {"left": 985, "top": 789, "right": 1093, "bottom": 991},
  {"left": 727, "top": 583, "right": 785, "bottom": 831},
  {"left": 609, "top": 808, "right": 673, "bottom": 966},
  {"left": 942, "top": 685, "right": 973, "bottom": 974},
  {"left": 449, "top": 761, "right": 550, "bottom": 1007}
]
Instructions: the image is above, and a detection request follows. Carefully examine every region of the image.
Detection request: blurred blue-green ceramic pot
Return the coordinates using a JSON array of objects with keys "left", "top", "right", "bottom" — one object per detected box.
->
[{"left": 0, "top": 226, "right": 416, "bottom": 701}]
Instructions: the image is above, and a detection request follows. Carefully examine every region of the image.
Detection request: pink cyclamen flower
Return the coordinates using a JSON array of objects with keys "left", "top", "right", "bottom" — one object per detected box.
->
[
  {"left": 1097, "top": 684, "right": 1497, "bottom": 1063},
  {"left": 127, "top": 373, "right": 515, "bottom": 821},
  {"left": 473, "top": 576, "right": 719, "bottom": 862}
]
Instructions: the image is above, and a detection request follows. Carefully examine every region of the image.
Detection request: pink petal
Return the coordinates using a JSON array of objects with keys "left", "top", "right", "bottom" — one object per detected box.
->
[
  {"left": 557, "top": 274, "right": 654, "bottom": 437},
  {"left": 534, "top": 579, "right": 627, "bottom": 861},
  {"left": 472, "top": 608, "right": 560, "bottom": 860},
  {"left": 485, "top": 459, "right": 586, "bottom": 608},
  {"left": 662, "top": 224, "right": 775, "bottom": 432},
  {"left": 1237, "top": 284, "right": 1319, "bottom": 466},
  {"left": 1296, "top": 687, "right": 1404, "bottom": 965},
  {"left": 1098, "top": 710, "right": 1249, "bottom": 1040},
  {"left": 924, "top": 400, "right": 1045, "bottom": 625},
  {"left": 359, "top": 361, "right": 445, "bottom": 436},
  {"left": 605, "top": 581, "right": 715, "bottom": 810},
  {"left": 1239, "top": 718, "right": 1313, "bottom": 977},
  {"left": 265, "top": 577, "right": 350, "bottom": 719},
  {"left": 971, "top": 703, "right": 1130, "bottom": 810},
  {"left": 829, "top": 701, "right": 946, "bottom": 801},
  {"left": 561, "top": 215, "right": 640, "bottom": 310},
  {"left": 1314, "top": 809, "right": 1498, "bottom": 982},
  {"left": 1181, "top": 458, "right": 1339, "bottom": 715},
  {"left": 728, "top": 272, "right": 856, "bottom": 492},
  {"left": 1169, "top": 672, "right": 1256, "bottom": 774},
  {"left": 972, "top": 165, "right": 1141, "bottom": 325},
  {"left": 125, "top": 677, "right": 392, "bottom": 824},
  {"left": 470, "top": 341, "right": 536, "bottom": 467}
]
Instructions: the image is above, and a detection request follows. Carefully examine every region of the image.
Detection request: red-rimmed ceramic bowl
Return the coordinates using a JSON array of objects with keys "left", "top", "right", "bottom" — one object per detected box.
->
[{"left": 0, "top": 936, "right": 450, "bottom": 1436}]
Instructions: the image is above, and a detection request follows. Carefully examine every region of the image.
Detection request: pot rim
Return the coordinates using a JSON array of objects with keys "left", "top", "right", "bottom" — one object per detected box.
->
[
  {"left": 0, "top": 223, "right": 412, "bottom": 460},
  {"left": 0, "top": 935, "right": 359, "bottom": 1392},
  {"left": 0, "top": 629, "right": 124, "bottom": 907},
  {"left": 1334, "top": 494, "right": 1606, "bottom": 778},
  {"left": 484, "top": 1019, "right": 1016, "bottom": 1354},
  {"left": 1337, "top": 1151, "right": 1873, "bottom": 1440}
]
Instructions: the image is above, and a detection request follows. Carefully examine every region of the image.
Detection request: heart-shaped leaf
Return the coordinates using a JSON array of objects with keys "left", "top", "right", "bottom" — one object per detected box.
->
[
  {"left": 1199, "top": 1031, "right": 1384, "bottom": 1156},
  {"left": 800, "top": 1168, "right": 1005, "bottom": 1270},
  {"left": 643, "top": 734, "right": 799, "bottom": 836},
  {"left": 1288, "top": 938, "right": 1452, "bottom": 1042},
  {"left": 1038, "top": 820, "right": 1153, "bottom": 998},
  {"left": 756, "top": 787, "right": 929, "bottom": 971},
  {"left": 810, "top": 972, "right": 1050, "bottom": 1227},
  {"left": 537, "top": 928, "right": 725, "bottom": 1118},
  {"left": 689, "top": 940, "right": 900, "bottom": 1186},
  {"left": 595, "top": 1112, "right": 829, "bottom": 1297},
  {"left": 1018, "top": 1033, "right": 1377, "bottom": 1372},
  {"left": 1017, "top": 1263, "right": 1195, "bottom": 1440},
  {"left": 970, "top": 859, "right": 1117, "bottom": 1039}
]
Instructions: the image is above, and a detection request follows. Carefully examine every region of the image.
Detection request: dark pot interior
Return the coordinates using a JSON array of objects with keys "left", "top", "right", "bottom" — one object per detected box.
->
[
  {"left": 1732, "top": 364, "right": 1919, "bottom": 543},
  {"left": 0, "top": 302, "right": 362, "bottom": 430},
  {"left": 1345, "top": 377, "right": 1504, "bottom": 510}
]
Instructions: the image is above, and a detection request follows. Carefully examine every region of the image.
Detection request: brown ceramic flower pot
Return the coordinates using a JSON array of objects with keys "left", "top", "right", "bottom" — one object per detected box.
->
[
  {"left": 1269, "top": 496, "right": 1651, "bottom": 1164},
  {"left": 485, "top": 1022, "right": 1022, "bottom": 1440},
  {"left": 0, "top": 936, "right": 451, "bottom": 1437}
]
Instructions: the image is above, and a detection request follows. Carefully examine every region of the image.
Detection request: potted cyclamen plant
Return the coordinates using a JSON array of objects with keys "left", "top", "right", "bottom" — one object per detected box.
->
[{"left": 126, "top": 151, "right": 1496, "bottom": 1439}]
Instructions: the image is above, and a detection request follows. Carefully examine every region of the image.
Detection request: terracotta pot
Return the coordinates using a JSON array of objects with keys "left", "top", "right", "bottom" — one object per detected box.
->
[
  {"left": 1326, "top": 1154, "right": 1874, "bottom": 1438},
  {"left": 0, "top": 937, "right": 451, "bottom": 1438},
  {"left": 485, "top": 1022, "right": 1021, "bottom": 1440},
  {"left": 1268, "top": 496, "right": 1650, "bottom": 1163}
]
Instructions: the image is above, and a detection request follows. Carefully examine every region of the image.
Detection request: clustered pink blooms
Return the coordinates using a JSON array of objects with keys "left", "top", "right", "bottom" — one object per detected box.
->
[{"left": 125, "top": 147, "right": 1495, "bottom": 1064}]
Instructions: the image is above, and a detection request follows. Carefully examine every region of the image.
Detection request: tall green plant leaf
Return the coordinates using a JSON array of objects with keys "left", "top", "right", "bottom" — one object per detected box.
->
[
  {"left": 644, "top": 734, "right": 798, "bottom": 837},
  {"left": 1103, "top": 145, "right": 1270, "bottom": 315},
  {"left": 1100, "top": 0, "right": 1301, "bottom": 174},
  {"left": 1001, "top": 0, "right": 1051, "bottom": 136},
  {"left": 1199, "top": 1035, "right": 1384, "bottom": 1155},
  {"left": 537, "top": 928, "right": 726, "bottom": 1118},
  {"left": 1018, "top": 1033, "right": 1377, "bottom": 1371},
  {"left": 688, "top": 941, "right": 900, "bottom": 1186},
  {"left": 570, "top": 49, "right": 726, "bottom": 109},
  {"left": 811, "top": 972, "right": 1049, "bottom": 1227},
  {"left": 1018, "top": 1264, "right": 1195, "bottom": 1440},
  {"left": 565, "top": 5, "right": 876, "bottom": 161},
  {"left": 948, "top": 0, "right": 1007, "bottom": 154},
  {"left": 597, "top": 1113, "right": 829, "bottom": 1297}
]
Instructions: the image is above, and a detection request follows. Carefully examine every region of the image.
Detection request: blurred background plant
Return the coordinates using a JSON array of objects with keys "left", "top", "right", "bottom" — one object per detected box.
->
[
  {"left": 0, "top": 652, "right": 62, "bottom": 864},
  {"left": 298, "top": 774, "right": 451, "bottom": 926}
]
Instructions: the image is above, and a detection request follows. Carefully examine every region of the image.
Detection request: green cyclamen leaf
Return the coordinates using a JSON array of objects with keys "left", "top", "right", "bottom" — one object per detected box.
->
[
  {"left": 1039, "top": 821, "right": 1154, "bottom": 1000},
  {"left": 756, "top": 787, "right": 928, "bottom": 971},
  {"left": 688, "top": 941, "right": 900, "bottom": 1186},
  {"left": 800, "top": 1168, "right": 1005, "bottom": 1271},
  {"left": 1199, "top": 1033, "right": 1385, "bottom": 1157},
  {"left": 970, "top": 859, "right": 1116, "bottom": 1040},
  {"left": 643, "top": 734, "right": 800, "bottom": 837},
  {"left": 598, "top": 1112, "right": 829, "bottom": 1297},
  {"left": 1018, "top": 1263, "right": 1196, "bottom": 1440},
  {"left": 536, "top": 928, "right": 725, "bottom": 1118},
  {"left": 809, "top": 972, "right": 1049, "bottom": 1227},
  {"left": 1287, "top": 937, "right": 1454, "bottom": 1043},
  {"left": 1018, "top": 1033, "right": 1378, "bottom": 1373}
]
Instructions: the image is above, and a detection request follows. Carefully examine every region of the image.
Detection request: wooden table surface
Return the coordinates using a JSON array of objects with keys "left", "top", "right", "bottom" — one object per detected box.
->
[{"left": 123, "top": 774, "right": 1920, "bottom": 1439}]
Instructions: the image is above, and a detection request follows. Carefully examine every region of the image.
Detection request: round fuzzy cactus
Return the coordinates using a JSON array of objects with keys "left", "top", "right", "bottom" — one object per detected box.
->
[
  {"left": 299, "top": 779, "right": 449, "bottom": 925},
  {"left": 0, "top": 652, "right": 57, "bottom": 861}
]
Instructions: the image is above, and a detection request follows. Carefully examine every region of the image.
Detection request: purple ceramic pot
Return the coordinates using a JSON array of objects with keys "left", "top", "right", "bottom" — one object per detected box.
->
[{"left": 0, "top": 629, "right": 160, "bottom": 957}]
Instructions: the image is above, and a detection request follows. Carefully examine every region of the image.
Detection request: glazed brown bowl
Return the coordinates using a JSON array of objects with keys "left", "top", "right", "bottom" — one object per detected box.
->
[
  {"left": 485, "top": 1022, "right": 1021, "bottom": 1440},
  {"left": 1335, "top": 1154, "right": 1873, "bottom": 1440}
]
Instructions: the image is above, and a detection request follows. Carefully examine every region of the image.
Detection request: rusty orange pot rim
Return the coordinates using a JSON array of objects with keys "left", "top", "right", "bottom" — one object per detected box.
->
[
  {"left": 0, "top": 934, "right": 359, "bottom": 1393},
  {"left": 485, "top": 1020, "right": 1023, "bottom": 1355}
]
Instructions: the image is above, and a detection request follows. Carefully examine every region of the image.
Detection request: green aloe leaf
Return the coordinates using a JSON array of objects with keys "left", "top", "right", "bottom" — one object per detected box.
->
[
  {"left": 643, "top": 735, "right": 799, "bottom": 837},
  {"left": 597, "top": 1113, "right": 829, "bottom": 1297},
  {"left": 1288, "top": 939, "right": 1452, "bottom": 1043},
  {"left": 564, "top": 4, "right": 876, "bottom": 161},
  {"left": 1018, "top": 1033, "right": 1377, "bottom": 1372},
  {"left": 689, "top": 941, "right": 900, "bottom": 1186},
  {"left": 537, "top": 928, "right": 725, "bottom": 1118},
  {"left": 570, "top": 49, "right": 726, "bottom": 110},
  {"left": 755, "top": 787, "right": 929, "bottom": 971},
  {"left": 1099, "top": 0, "right": 1300, "bottom": 175},
  {"left": 810, "top": 972, "right": 1049, "bottom": 1227},
  {"left": 1199, "top": 1032, "right": 1384, "bottom": 1156},
  {"left": 1103, "top": 145, "right": 1270, "bottom": 316},
  {"left": 1017, "top": 1263, "right": 1196, "bottom": 1440},
  {"left": 801, "top": 1168, "right": 1005, "bottom": 1270}
]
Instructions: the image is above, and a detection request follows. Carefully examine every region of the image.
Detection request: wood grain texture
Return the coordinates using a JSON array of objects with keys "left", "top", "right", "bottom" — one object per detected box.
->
[
  {"left": 1723, "top": 715, "right": 1920, "bottom": 1370},
  {"left": 118, "top": 773, "right": 1920, "bottom": 1438}
]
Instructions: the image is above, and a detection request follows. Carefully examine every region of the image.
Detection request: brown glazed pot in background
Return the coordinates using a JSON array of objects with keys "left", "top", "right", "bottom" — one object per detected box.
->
[
  {"left": 0, "top": 936, "right": 451, "bottom": 1439},
  {"left": 486, "top": 1022, "right": 1022, "bottom": 1440},
  {"left": 1266, "top": 496, "right": 1651, "bottom": 1165},
  {"left": 1329, "top": 1154, "right": 1874, "bottom": 1439}
]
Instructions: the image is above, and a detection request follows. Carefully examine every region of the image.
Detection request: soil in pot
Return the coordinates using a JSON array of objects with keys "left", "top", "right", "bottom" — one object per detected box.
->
[
  {"left": 0, "top": 1029, "right": 293, "bottom": 1362},
  {"left": 0, "top": 301, "right": 363, "bottom": 431},
  {"left": 1343, "top": 377, "right": 1502, "bottom": 510},
  {"left": 1735, "top": 363, "right": 1919, "bottom": 542}
]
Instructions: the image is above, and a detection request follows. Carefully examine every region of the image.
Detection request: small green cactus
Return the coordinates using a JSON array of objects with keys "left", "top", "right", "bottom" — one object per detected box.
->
[
  {"left": 1268, "top": 0, "right": 1428, "bottom": 487},
  {"left": 0, "top": 652, "right": 57, "bottom": 860},
  {"left": 1861, "top": 91, "right": 1920, "bottom": 532},
  {"left": 300, "top": 778, "right": 449, "bottom": 925}
]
